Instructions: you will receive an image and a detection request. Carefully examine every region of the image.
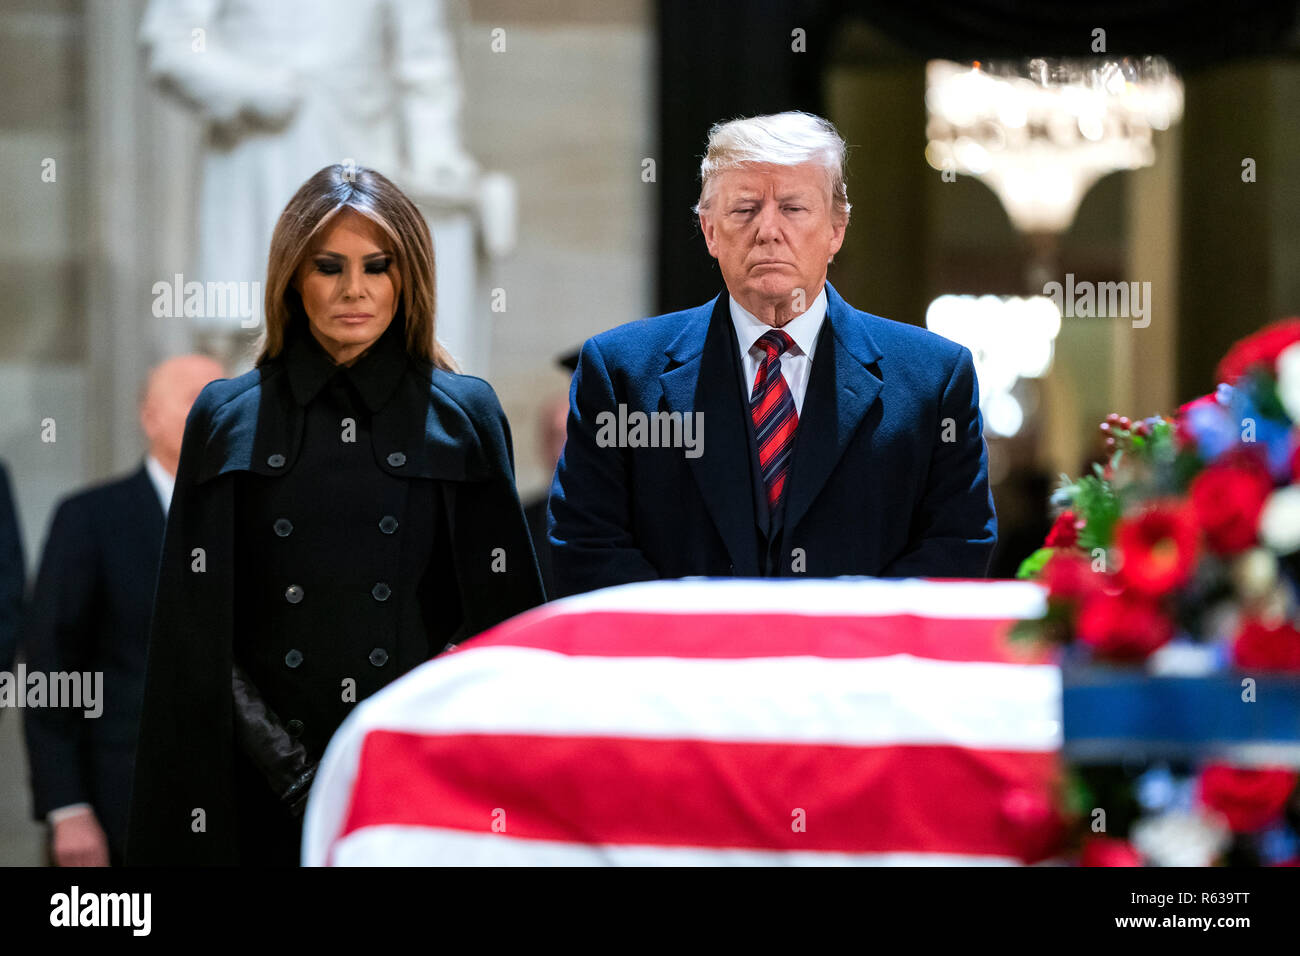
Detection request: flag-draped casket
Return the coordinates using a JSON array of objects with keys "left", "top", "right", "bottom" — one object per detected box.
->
[{"left": 303, "top": 579, "right": 1061, "bottom": 865}]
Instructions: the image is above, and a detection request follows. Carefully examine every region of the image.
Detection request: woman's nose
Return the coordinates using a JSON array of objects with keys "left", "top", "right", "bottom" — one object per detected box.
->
[{"left": 341, "top": 265, "right": 366, "bottom": 299}]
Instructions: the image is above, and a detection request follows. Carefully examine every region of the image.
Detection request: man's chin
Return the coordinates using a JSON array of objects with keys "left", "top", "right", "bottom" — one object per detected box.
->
[{"left": 739, "top": 278, "right": 801, "bottom": 305}]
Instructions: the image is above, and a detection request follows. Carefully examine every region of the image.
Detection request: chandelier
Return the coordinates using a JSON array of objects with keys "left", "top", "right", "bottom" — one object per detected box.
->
[{"left": 924, "top": 56, "right": 1184, "bottom": 235}]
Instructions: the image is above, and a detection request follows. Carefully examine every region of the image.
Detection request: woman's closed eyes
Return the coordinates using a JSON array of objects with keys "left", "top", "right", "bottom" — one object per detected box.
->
[{"left": 313, "top": 256, "right": 391, "bottom": 275}]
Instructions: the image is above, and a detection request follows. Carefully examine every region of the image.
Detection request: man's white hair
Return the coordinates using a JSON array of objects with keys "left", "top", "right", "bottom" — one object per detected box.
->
[{"left": 695, "top": 111, "right": 850, "bottom": 224}]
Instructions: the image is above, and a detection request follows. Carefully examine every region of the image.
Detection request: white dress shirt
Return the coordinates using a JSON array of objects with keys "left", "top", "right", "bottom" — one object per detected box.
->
[
  {"left": 144, "top": 453, "right": 175, "bottom": 515},
  {"left": 729, "top": 286, "right": 827, "bottom": 416}
]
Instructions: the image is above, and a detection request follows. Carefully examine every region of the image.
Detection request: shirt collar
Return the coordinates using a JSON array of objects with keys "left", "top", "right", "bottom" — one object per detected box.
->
[
  {"left": 284, "top": 317, "right": 409, "bottom": 412},
  {"left": 728, "top": 285, "right": 827, "bottom": 362}
]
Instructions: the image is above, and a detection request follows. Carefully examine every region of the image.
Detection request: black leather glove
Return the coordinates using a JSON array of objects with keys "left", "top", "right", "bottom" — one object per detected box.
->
[{"left": 231, "top": 663, "right": 318, "bottom": 817}]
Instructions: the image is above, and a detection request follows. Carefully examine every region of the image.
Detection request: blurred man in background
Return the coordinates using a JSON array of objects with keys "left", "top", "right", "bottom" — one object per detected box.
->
[
  {"left": 0, "top": 462, "right": 22, "bottom": 676},
  {"left": 22, "top": 355, "right": 224, "bottom": 866}
]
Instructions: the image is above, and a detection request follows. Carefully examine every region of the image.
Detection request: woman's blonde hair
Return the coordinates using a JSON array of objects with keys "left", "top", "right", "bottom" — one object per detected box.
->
[{"left": 255, "top": 164, "right": 457, "bottom": 371}]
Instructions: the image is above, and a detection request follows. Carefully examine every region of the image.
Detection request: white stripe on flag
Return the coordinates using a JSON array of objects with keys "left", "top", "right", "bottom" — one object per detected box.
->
[
  {"left": 327, "top": 825, "right": 1026, "bottom": 867},
  {"left": 330, "top": 646, "right": 1062, "bottom": 750},
  {"left": 544, "top": 578, "right": 1047, "bottom": 620}
]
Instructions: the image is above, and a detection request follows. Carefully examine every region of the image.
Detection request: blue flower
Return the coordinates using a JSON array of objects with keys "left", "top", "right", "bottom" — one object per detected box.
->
[
  {"left": 1136, "top": 764, "right": 1177, "bottom": 812},
  {"left": 1257, "top": 823, "right": 1299, "bottom": 866},
  {"left": 1230, "top": 388, "right": 1296, "bottom": 480},
  {"left": 1184, "top": 402, "right": 1238, "bottom": 463}
]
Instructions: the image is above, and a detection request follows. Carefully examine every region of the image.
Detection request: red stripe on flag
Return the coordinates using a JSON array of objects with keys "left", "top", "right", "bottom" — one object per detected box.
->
[
  {"left": 466, "top": 610, "right": 1051, "bottom": 664},
  {"left": 339, "top": 731, "right": 1059, "bottom": 858}
]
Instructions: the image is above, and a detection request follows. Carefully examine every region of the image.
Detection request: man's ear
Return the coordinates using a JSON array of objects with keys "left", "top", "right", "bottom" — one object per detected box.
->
[
  {"left": 828, "top": 215, "right": 847, "bottom": 259},
  {"left": 700, "top": 213, "right": 719, "bottom": 259}
]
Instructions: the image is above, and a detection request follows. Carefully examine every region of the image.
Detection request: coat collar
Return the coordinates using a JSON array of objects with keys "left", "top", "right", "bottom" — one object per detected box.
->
[
  {"left": 195, "top": 360, "right": 487, "bottom": 486},
  {"left": 284, "top": 315, "right": 409, "bottom": 413},
  {"left": 659, "top": 281, "right": 885, "bottom": 564}
]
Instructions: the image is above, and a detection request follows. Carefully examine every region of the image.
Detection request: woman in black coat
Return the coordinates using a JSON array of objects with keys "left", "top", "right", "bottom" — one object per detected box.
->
[{"left": 126, "top": 165, "right": 545, "bottom": 865}]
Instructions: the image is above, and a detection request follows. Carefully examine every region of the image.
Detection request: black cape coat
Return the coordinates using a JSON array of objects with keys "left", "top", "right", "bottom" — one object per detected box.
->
[{"left": 125, "top": 348, "right": 545, "bottom": 865}]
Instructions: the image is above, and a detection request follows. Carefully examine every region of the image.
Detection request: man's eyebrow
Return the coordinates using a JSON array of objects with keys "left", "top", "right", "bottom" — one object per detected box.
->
[{"left": 775, "top": 191, "right": 814, "bottom": 202}]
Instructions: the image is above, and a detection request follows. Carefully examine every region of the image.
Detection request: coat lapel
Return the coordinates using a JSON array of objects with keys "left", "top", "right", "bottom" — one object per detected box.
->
[
  {"left": 128, "top": 463, "right": 167, "bottom": 535},
  {"left": 659, "top": 293, "right": 761, "bottom": 575},
  {"left": 783, "top": 282, "right": 884, "bottom": 533}
]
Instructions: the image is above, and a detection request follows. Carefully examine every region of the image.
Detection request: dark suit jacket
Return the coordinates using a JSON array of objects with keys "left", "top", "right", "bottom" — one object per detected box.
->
[
  {"left": 548, "top": 282, "right": 996, "bottom": 596},
  {"left": 0, "top": 461, "right": 22, "bottom": 673},
  {"left": 22, "top": 464, "right": 164, "bottom": 861},
  {"left": 126, "top": 351, "right": 545, "bottom": 865}
]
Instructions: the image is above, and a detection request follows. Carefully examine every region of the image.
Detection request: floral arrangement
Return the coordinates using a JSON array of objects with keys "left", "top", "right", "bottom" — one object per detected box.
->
[{"left": 1015, "top": 318, "right": 1300, "bottom": 866}]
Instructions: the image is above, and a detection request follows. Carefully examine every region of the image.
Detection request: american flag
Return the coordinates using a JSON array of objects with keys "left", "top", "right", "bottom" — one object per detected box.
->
[{"left": 303, "top": 578, "right": 1061, "bottom": 865}]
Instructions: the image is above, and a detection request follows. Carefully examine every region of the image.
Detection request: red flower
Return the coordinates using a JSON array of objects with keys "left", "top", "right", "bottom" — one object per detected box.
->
[
  {"left": 999, "top": 788, "right": 1065, "bottom": 864},
  {"left": 1199, "top": 764, "right": 1298, "bottom": 833},
  {"left": 1116, "top": 503, "right": 1199, "bottom": 597},
  {"left": 1080, "top": 836, "right": 1143, "bottom": 867},
  {"left": 1189, "top": 459, "right": 1272, "bottom": 555},
  {"left": 1045, "top": 510, "right": 1080, "bottom": 548},
  {"left": 1215, "top": 317, "right": 1300, "bottom": 386},
  {"left": 1042, "top": 551, "right": 1101, "bottom": 603},
  {"left": 1076, "top": 588, "right": 1173, "bottom": 660},
  {"left": 1233, "top": 618, "right": 1300, "bottom": 672}
]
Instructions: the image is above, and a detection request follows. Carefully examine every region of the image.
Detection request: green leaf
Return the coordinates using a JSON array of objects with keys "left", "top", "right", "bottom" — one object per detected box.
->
[
  {"left": 1246, "top": 371, "right": 1288, "bottom": 421},
  {"left": 1063, "top": 770, "right": 1094, "bottom": 817},
  {"left": 1016, "top": 547, "right": 1056, "bottom": 580},
  {"left": 1007, "top": 618, "right": 1046, "bottom": 644},
  {"left": 1070, "top": 474, "right": 1122, "bottom": 552}
]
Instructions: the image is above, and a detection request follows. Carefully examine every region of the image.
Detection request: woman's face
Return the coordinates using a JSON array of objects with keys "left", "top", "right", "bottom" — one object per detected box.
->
[{"left": 294, "top": 208, "right": 402, "bottom": 366}]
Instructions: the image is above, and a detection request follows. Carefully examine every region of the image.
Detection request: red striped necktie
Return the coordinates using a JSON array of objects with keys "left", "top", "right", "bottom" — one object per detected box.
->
[{"left": 749, "top": 329, "right": 799, "bottom": 514}]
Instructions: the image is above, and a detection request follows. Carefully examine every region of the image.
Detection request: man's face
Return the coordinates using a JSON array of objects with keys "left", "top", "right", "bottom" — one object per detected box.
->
[
  {"left": 700, "top": 162, "right": 845, "bottom": 317},
  {"left": 140, "top": 356, "right": 225, "bottom": 465}
]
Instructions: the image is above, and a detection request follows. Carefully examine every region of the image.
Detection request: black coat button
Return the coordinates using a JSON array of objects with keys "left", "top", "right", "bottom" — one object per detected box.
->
[
  {"left": 267, "top": 453, "right": 286, "bottom": 468},
  {"left": 379, "top": 515, "right": 399, "bottom": 534},
  {"left": 386, "top": 451, "right": 407, "bottom": 467},
  {"left": 285, "top": 584, "right": 304, "bottom": 604},
  {"left": 368, "top": 648, "right": 389, "bottom": 667},
  {"left": 371, "top": 582, "right": 391, "bottom": 602},
  {"left": 286, "top": 719, "right": 304, "bottom": 737},
  {"left": 284, "top": 649, "right": 303, "bottom": 668},
  {"left": 273, "top": 518, "right": 293, "bottom": 537}
]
